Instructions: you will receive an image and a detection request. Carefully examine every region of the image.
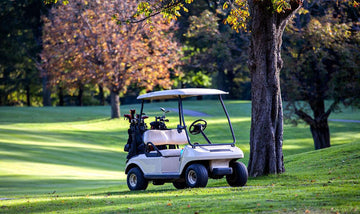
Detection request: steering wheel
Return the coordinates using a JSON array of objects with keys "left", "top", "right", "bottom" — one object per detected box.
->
[{"left": 189, "top": 119, "right": 207, "bottom": 135}]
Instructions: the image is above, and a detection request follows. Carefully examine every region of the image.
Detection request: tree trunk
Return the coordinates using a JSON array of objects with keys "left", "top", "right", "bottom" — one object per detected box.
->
[
  {"left": 226, "top": 69, "right": 236, "bottom": 99},
  {"left": 247, "top": 0, "right": 302, "bottom": 177},
  {"left": 26, "top": 84, "right": 31, "bottom": 107},
  {"left": 77, "top": 85, "right": 84, "bottom": 106},
  {"left": 42, "top": 72, "right": 51, "bottom": 106},
  {"left": 110, "top": 89, "right": 120, "bottom": 119},
  {"left": 310, "top": 122, "right": 330, "bottom": 150},
  {"left": 216, "top": 69, "right": 226, "bottom": 92},
  {"left": 295, "top": 99, "right": 332, "bottom": 150},
  {"left": 58, "top": 86, "right": 64, "bottom": 106},
  {"left": 309, "top": 98, "right": 331, "bottom": 149},
  {"left": 295, "top": 108, "right": 331, "bottom": 150},
  {"left": 98, "top": 84, "right": 105, "bottom": 105}
]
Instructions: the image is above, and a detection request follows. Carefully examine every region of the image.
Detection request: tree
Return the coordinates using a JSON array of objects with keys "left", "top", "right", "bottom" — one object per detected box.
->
[
  {"left": 180, "top": 8, "right": 250, "bottom": 98},
  {"left": 238, "top": 0, "right": 302, "bottom": 177},
  {"left": 282, "top": 1, "right": 360, "bottom": 149},
  {"left": 41, "top": 0, "right": 181, "bottom": 117},
  {"left": 0, "top": 0, "right": 49, "bottom": 106}
]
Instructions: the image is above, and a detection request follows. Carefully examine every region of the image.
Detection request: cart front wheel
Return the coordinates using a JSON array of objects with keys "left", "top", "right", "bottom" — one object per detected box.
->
[
  {"left": 185, "top": 164, "right": 208, "bottom": 188},
  {"left": 226, "top": 162, "right": 248, "bottom": 187},
  {"left": 127, "top": 167, "right": 148, "bottom": 191}
]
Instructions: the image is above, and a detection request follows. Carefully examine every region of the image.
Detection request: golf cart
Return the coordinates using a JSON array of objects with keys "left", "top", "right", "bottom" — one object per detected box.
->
[{"left": 124, "top": 88, "right": 248, "bottom": 191}]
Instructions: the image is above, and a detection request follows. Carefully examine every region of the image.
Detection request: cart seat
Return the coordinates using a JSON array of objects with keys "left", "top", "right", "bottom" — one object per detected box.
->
[
  {"left": 143, "top": 129, "right": 188, "bottom": 146},
  {"left": 147, "top": 148, "right": 182, "bottom": 157},
  {"left": 159, "top": 149, "right": 182, "bottom": 157}
]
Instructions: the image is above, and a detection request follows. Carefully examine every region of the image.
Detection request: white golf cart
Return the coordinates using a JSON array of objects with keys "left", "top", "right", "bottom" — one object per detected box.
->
[{"left": 124, "top": 88, "right": 248, "bottom": 191}]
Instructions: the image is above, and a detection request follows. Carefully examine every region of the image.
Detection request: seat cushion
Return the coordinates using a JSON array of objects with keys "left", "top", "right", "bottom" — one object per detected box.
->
[
  {"left": 160, "top": 149, "right": 182, "bottom": 157},
  {"left": 143, "top": 129, "right": 188, "bottom": 145}
]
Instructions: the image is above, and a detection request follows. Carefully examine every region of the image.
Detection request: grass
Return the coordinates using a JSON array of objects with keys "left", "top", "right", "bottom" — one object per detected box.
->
[{"left": 0, "top": 100, "right": 359, "bottom": 213}]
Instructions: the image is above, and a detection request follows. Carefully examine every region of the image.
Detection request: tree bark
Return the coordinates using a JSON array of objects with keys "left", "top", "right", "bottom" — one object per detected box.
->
[
  {"left": 110, "top": 89, "right": 120, "bottom": 119},
  {"left": 295, "top": 99, "right": 334, "bottom": 150},
  {"left": 58, "top": 86, "right": 64, "bottom": 106},
  {"left": 310, "top": 123, "right": 330, "bottom": 150},
  {"left": 295, "top": 109, "right": 331, "bottom": 150},
  {"left": 26, "top": 84, "right": 31, "bottom": 107},
  {"left": 213, "top": 55, "right": 226, "bottom": 92},
  {"left": 42, "top": 72, "right": 52, "bottom": 106},
  {"left": 216, "top": 68, "right": 226, "bottom": 92},
  {"left": 77, "top": 85, "right": 84, "bottom": 106},
  {"left": 309, "top": 99, "right": 331, "bottom": 149},
  {"left": 98, "top": 84, "right": 105, "bottom": 105},
  {"left": 247, "top": 0, "right": 302, "bottom": 177}
]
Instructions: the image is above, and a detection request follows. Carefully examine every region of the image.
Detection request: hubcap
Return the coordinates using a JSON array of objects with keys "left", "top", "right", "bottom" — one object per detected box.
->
[
  {"left": 129, "top": 173, "right": 137, "bottom": 187},
  {"left": 187, "top": 169, "right": 197, "bottom": 185}
]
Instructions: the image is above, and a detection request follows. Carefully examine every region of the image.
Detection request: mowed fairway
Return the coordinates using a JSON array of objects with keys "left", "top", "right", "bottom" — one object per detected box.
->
[{"left": 0, "top": 100, "right": 359, "bottom": 213}]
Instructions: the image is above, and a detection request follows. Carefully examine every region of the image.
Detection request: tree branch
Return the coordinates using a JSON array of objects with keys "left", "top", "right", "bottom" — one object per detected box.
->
[
  {"left": 294, "top": 106, "right": 315, "bottom": 126},
  {"left": 323, "top": 99, "right": 340, "bottom": 120},
  {"left": 122, "top": 0, "right": 183, "bottom": 24}
]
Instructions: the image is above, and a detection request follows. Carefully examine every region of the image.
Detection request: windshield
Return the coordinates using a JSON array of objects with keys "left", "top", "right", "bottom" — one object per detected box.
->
[{"left": 140, "top": 95, "right": 235, "bottom": 146}]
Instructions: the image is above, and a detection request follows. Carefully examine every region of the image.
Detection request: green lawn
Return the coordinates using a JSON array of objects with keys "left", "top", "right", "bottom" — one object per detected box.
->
[{"left": 0, "top": 100, "right": 359, "bottom": 213}]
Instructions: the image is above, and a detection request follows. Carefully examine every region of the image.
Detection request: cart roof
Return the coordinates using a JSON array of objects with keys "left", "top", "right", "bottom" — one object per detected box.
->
[{"left": 137, "top": 88, "right": 228, "bottom": 100}]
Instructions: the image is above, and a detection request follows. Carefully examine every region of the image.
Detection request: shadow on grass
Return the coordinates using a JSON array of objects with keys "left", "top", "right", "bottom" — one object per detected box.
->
[
  {"left": 0, "top": 106, "right": 118, "bottom": 124},
  {"left": 0, "top": 126, "right": 128, "bottom": 148},
  {"left": 0, "top": 177, "right": 127, "bottom": 196},
  {"left": 97, "top": 188, "right": 176, "bottom": 197},
  {"left": 0, "top": 140, "right": 125, "bottom": 171}
]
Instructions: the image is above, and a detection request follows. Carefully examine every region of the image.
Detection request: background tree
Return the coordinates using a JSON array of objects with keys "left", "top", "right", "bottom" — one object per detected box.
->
[
  {"left": 282, "top": 1, "right": 360, "bottom": 149},
  {"left": 0, "top": 0, "right": 49, "bottom": 106},
  {"left": 180, "top": 8, "right": 250, "bottom": 99},
  {"left": 41, "top": 0, "right": 181, "bottom": 118}
]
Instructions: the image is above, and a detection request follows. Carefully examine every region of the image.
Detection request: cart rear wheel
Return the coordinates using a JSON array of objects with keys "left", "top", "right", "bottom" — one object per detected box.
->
[
  {"left": 185, "top": 164, "right": 208, "bottom": 188},
  {"left": 127, "top": 167, "right": 148, "bottom": 191},
  {"left": 226, "top": 162, "right": 248, "bottom": 187}
]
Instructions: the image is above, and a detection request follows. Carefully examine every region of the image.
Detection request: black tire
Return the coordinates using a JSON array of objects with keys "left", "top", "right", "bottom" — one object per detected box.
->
[
  {"left": 226, "top": 162, "right": 248, "bottom": 187},
  {"left": 127, "top": 167, "right": 148, "bottom": 191},
  {"left": 185, "top": 164, "right": 208, "bottom": 188},
  {"left": 173, "top": 180, "right": 187, "bottom": 189}
]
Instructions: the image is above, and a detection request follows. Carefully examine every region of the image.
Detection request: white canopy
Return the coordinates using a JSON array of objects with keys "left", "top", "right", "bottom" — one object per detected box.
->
[{"left": 137, "top": 88, "right": 228, "bottom": 100}]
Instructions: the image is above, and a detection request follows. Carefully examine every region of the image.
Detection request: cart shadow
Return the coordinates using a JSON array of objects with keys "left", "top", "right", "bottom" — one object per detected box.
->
[{"left": 93, "top": 188, "right": 177, "bottom": 196}]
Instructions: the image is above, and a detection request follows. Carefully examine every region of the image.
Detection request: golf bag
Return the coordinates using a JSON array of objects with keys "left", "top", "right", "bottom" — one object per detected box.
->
[{"left": 124, "top": 109, "right": 147, "bottom": 160}]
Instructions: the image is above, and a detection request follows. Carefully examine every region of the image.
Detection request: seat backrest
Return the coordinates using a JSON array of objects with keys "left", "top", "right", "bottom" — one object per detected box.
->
[{"left": 143, "top": 129, "right": 188, "bottom": 145}]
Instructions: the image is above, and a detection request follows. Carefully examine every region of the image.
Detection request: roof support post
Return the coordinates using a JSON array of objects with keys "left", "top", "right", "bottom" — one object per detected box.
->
[
  {"left": 219, "top": 95, "right": 236, "bottom": 145},
  {"left": 178, "top": 95, "right": 192, "bottom": 146}
]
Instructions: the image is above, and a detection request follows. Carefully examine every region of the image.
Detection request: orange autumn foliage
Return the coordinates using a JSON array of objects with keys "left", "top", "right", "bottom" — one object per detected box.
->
[{"left": 41, "top": 0, "right": 181, "bottom": 95}]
